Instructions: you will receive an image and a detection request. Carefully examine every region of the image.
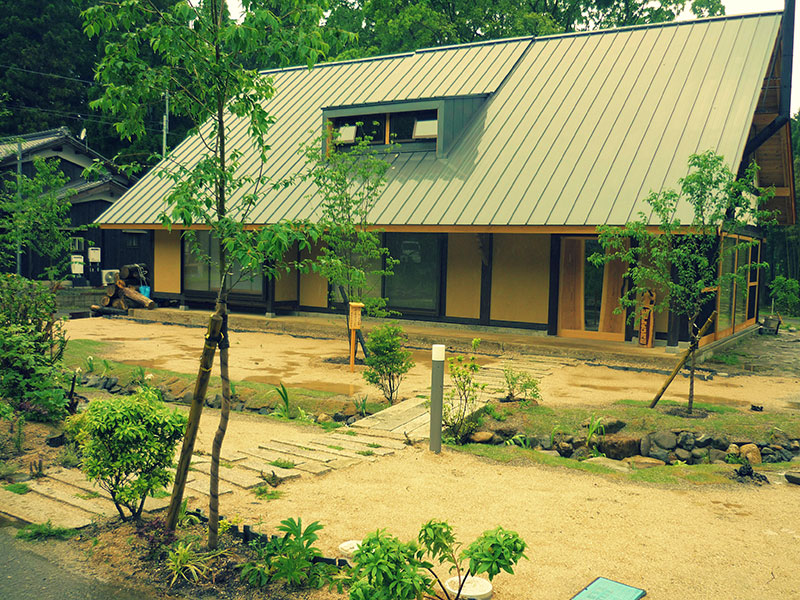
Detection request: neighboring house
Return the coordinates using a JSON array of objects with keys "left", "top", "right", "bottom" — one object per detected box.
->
[
  {"left": 96, "top": 9, "right": 796, "bottom": 348},
  {"left": 0, "top": 127, "right": 146, "bottom": 283}
]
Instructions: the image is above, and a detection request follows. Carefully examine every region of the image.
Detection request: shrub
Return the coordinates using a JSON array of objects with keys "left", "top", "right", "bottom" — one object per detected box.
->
[
  {"left": 79, "top": 387, "right": 187, "bottom": 521},
  {"left": 362, "top": 324, "right": 414, "bottom": 404},
  {"left": 499, "top": 366, "right": 541, "bottom": 403},
  {"left": 166, "top": 542, "right": 227, "bottom": 588},
  {"left": 443, "top": 339, "right": 485, "bottom": 444},
  {"left": 349, "top": 520, "right": 527, "bottom": 600},
  {"left": 240, "top": 517, "right": 334, "bottom": 590},
  {"left": 769, "top": 276, "right": 800, "bottom": 316}
]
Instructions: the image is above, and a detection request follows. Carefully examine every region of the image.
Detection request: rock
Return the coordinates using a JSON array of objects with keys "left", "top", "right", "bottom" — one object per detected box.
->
[
  {"left": 102, "top": 377, "right": 119, "bottom": 391},
  {"left": 652, "top": 431, "right": 677, "bottom": 450},
  {"left": 493, "top": 426, "right": 518, "bottom": 441},
  {"left": 791, "top": 441, "right": 800, "bottom": 452},
  {"left": 536, "top": 450, "right": 560, "bottom": 457},
  {"left": 649, "top": 447, "right": 670, "bottom": 463},
  {"left": 181, "top": 391, "right": 193, "bottom": 404},
  {"left": 598, "top": 434, "right": 641, "bottom": 460},
  {"left": 85, "top": 375, "right": 103, "bottom": 388},
  {"left": 556, "top": 441, "right": 573, "bottom": 457},
  {"left": 677, "top": 431, "right": 695, "bottom": 450},
  {"left": 317, "top": 413, "right": 333, "bottom": 424},
  {"left": 709, "top": 449, "right": 727, "bottom": 463},
  {"left": 45, "top": 433, "right": 65, "bottom": 448},
  {"left": 785, "top": 472, "right": 800, "bottom": 485},
  {"left": 161, "top": 391, "right": 176, "bottom": 403},
  {"left": 691, "top": 447, "right": 707, "bottom": 460},
  {"left": 539, "top": 436, "right": 553, "bottom": 451},
  {"left": 640, "top": 434, "right": 651, "bottom": 457},
  {"left": 570, "top": 446, "right": 593, "bottom": 461},
  {"left": 333, "top": 412, "right": 348, "bottom": 422},
  {"left": 726, "top": 444, "right": 740, "bottom": 456},
  {"left": 674, "top": 448, "right": 691, "bottom": 462},
  {"left": 731, "top": 437, "right": 753, "bottom": 447},
  {"left": 711, "top": 434, "right": 730, "bottom": 450},
  {"left": 739, "top": 443, "right": 762, "bottom": 465},
  {"left": 258, "top": 408, "right": 270, "bottom": 415},
  {"left": 346, "top": 416, "right": 357, "bottom": 426},
  {"left": 108, "top": 385, "right": 122, "bottom": 394},
  {"left": 584, "top": 456, "right": 631, "bottom": 473},
  {"left": 769, "top": 429, "right": 792, "bottom": 448},
  {"left": 232, "top": 402, "right": 245, "bottom": 412},
  {"left": 624, "top": 455, "right": 666, "bottom": 469},
  {"left": 761, "top": 446, "right": 774, "bottom": 456},
  {"left": 694, "top": 434, "right": 712, "bottom": 448},
  {"left": 604, "top": 419, "right": 626, "bottom": 434},
  {"left": 211, "top": 394, "right": 222, "bottom": 409},
  {"left": 469, "top": 431, "right": 494, "bottom": 444}
]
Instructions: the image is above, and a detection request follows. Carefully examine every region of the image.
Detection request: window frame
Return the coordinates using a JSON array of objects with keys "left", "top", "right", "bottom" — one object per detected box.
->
[{"left": 322, "top": 100, "right": 444, "bottom": 157}]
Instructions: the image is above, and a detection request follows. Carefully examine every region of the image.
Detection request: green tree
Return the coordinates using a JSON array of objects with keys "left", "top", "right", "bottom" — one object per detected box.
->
[
  {"left": 592, "top": 151, "right": 775, "bottom": 412},
  {"left": 0, "top": 156, "right": 75, "bottom": 280},
  {"left": 78, "top": 388, "right": 187, "bottom": 521},
  {"left": 82, "top": 0, "right": 327, "bottom": 547},
  {"left": 301, "top": 129, "right": 397, "bottom": 332},
  {"left": 324, "top": 0, "right": 725, "bottom": 60}
]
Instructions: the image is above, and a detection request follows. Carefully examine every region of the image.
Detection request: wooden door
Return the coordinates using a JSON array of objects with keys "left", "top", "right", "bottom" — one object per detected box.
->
[{"left": 558, "top": 238, "right": 625, "bottom": 341}]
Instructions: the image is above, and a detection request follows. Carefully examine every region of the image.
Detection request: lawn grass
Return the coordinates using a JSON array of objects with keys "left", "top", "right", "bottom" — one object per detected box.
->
[
  {"left": 512, "top": 399, "right": 800, "bottom": 443},
  {"left": 16, "top": 521, "right": 77, "bottom": 541},
  {"left": 3, "top": 483, "right": 30, "bottom": 494},
  {"left": 63, "top": 337, "right": 374, "bottom": 426}
]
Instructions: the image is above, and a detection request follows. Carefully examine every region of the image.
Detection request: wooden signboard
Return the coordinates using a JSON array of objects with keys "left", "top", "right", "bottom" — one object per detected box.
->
[
  {"left": 348, "top": 302, "right": 365, "bottom": 372},
  {"left": 638, "top": 290, "right": 656, "bottom": 348}
]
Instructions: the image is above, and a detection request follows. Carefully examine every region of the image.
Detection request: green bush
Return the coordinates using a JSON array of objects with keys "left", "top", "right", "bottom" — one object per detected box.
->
[
  {"left": 0, "top": 276, "right": 67, "bottom": 421},
  {"left": 443, "top": 339, "right": 485, "bottom": 444},
  {"left": 769, "top": 276, "right": 800, "bottom": 316},
  {"left": 499, "top": 366, "right": 541, "bottom": 403},
  {"left": 240, "top": 517, "right": 334, "bottom": 590},
  {"left": 79, "top": 387, "right": 187, "bottom": 521},
  {"left": 363, "top": 324, "right": 414, "bottom": 404},
  {"left": 349, "top": 520, "right": 527, "bottom": 600},
  {"left": 16, "top": 521, "right": 77, "bottom": 541}
]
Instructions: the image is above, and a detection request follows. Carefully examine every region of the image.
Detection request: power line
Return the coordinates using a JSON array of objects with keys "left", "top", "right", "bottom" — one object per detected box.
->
[
  {"left": 0, "top": 64, "right": 95, "bottom": 85},
  {"left": 7, "top": 104, "right": 167, "bottom": 134}
]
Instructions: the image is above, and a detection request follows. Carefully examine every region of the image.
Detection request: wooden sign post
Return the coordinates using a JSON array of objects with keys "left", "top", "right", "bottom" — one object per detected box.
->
[
  {"left": 349, "top": 302, "right": 365, "bottom": 372},
  {"left": 638, "top": 290, "right": 656, "bottom": 348}
]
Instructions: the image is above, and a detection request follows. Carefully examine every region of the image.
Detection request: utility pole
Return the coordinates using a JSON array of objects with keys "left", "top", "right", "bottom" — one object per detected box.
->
[{"left": 16, "top": 140, "right": 22, "bottom": 276}]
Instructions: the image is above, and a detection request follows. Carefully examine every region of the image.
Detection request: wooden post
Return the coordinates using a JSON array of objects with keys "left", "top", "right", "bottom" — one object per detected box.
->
[
  {"left": 166, "top": 307, "right": 223, "bottom": 530},
  {"left": 348, "top": 302, "right": 364, "bottom": 373},
  {"left": 649, "top": 311, "right": 716, "bottom": 409},
  {"left": 638, "top": 290, "right": 656, "bottom": 348}
]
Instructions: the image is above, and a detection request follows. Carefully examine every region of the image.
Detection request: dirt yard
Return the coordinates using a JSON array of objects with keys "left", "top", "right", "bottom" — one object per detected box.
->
[{"left": 60, "top": 317, "right": 800, "bottom": 599}]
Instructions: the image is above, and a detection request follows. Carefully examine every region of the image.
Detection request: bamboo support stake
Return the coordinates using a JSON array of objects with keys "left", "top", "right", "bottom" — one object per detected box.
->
[
  {"left": 166, "top": 307, "right": 223, "bottom": 530},
  {"left": 649, "top": 311, "right": 716, "bottom": 409}
]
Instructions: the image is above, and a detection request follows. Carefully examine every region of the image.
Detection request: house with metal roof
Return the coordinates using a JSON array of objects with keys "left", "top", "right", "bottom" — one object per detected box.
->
[
  {"left": 96, "top": 8, "right": 796, "bottom": 348},
  {"left": 1, "top": 127, "right": 145, "bottom": 281}
]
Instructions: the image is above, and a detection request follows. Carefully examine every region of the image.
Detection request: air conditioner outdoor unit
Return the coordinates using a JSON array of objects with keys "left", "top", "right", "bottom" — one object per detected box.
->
[{"left": 101, "top": 269, "right": 119, "bottom": 285}]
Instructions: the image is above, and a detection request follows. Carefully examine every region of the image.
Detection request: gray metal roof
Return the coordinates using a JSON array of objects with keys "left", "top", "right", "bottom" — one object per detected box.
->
[
  {"left": 0, "top": 128, "right": 68, "bottom": 161},
  {"left": 98, "top": 12, "right": 783, "bottom": 227}
]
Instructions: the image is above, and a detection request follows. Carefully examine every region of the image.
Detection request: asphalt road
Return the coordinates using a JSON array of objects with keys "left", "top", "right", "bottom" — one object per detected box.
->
[{"left": 0, "top": 525, "right": 151, "bottom": 600}]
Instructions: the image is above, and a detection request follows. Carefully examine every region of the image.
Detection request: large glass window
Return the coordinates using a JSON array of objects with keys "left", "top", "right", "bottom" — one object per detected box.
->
[
  {"left": 717, "top": 237, "right": 736, "bottom": 332},
  {"left": 384, "top": 233, "right": 442, "bottom": 313},
  {"left": 183, "top": 231, "right": 262, "bottom": 295},
  {"left": 734, "top": 245, "right": 748, "bottom": 326}
]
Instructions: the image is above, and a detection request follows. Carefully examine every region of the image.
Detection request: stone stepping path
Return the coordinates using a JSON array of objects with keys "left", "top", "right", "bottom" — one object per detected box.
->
[{"left": 0, "top": 467, "right": 188, "bottom": 529}]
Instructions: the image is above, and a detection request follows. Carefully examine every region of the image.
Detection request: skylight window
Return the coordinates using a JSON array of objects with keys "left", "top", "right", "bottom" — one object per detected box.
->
[
  {"left": 337, "top": 125, "right": 356, "bottom": 144},
  {"left": 389, "top": 109, "right": 437, "bottom": 143}
]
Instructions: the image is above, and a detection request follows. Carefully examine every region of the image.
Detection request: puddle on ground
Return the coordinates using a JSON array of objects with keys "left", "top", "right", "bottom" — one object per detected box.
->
[{"left": 243, "top": 376, "right": 357, "bottom": 396}]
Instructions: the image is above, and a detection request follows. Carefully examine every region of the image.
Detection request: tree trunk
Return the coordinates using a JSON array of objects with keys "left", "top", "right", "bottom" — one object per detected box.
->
[
  {"left": 208, "top": 304, "right": 230, "bottom": 550},
  {"left": 166, "top": 307, "right": 223, "bottom": 530}
]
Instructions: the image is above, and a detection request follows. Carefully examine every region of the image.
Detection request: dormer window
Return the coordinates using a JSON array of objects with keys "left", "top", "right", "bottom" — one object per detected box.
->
[{"left": 330, "top": 109, "right": 438, "bottom": 147}]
